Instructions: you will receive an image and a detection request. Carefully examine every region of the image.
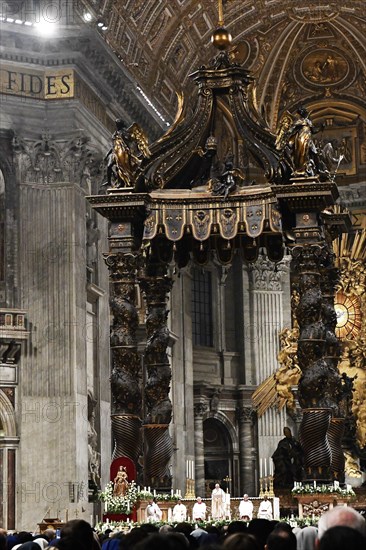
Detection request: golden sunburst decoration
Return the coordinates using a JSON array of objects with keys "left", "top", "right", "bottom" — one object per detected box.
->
[{"left": 334, "top": 291, "right": 362, "bottom": 340}]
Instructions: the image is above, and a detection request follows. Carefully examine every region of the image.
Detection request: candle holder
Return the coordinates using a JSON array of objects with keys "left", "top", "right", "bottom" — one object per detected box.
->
[
  {"left": 184, "top": 478, "right": 196, "bottom": 498},
  {"left": 259, "top": 475, "right": 275, "bottom": 497}
]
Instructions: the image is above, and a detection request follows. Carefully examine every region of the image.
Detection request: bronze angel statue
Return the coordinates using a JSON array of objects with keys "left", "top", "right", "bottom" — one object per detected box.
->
[
  {"left": 276, "top": 107, "right": 343, "bottom": 181},
  {"left": 104, "top": 119, "right": 151, "bottom": 189}
]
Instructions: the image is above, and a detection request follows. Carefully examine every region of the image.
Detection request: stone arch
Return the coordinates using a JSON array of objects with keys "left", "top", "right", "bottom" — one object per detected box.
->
[
  {"left": 202, "top": 414, "right": 236, "bottom": 496},
  {"left": 0, "top": 390, "right": 16, "bottom": 437},
  {"left": 204, "top": 410, "right": 239, "bottom": 453}
]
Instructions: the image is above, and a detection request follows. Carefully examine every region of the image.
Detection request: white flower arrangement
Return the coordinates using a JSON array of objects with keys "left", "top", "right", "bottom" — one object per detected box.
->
[
  {"left": 99, "top": 481, "right": 182, "bottom": 514},
  {"left": 99, "top": 480, "right": 138, "bottom": 513},
  {"left": 291, "top": 481, "right": 355, "bottom": 497}
]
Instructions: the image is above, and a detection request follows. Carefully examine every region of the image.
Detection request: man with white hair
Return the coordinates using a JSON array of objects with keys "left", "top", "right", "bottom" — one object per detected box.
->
[
  {"left": 316, "top": 505, "right": 365, "bottom": 546},
  {"left": 239, "top": 493, "right": 254, "bottom": 521}
]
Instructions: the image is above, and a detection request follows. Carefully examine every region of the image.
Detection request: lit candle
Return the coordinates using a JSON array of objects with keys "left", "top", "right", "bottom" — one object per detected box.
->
[
  {"left": 153, "top": 489, "right": 156, "bottom": 496},
  {"left": 314, "top": 481, "right": 316, "bottom": 488},
  {"left": 171, "top": 489, "right": 174, "bottom": 496},
  {"left": 264, "top": 458, "right": 267, "bottom": 477},
  {"left": 192, "top": 460, "right": 195, "bottom": 480},
  {"left": 138, "top": 485, "right": 140, "bottom": 492},
  {"left": 148, "top": 486, "right": 151, "bottom": 493},
  {"left": 260, "top": 458, "right": 263, "bottom": 478},
  {"left": 186, "top": 460, "right": 189, "bottom": 478},
  {"left": 90, "top": 514, "right": 93, "bottom": 526},
  {"left": 104, "top": 501, "right": 107, "bottom": 512}
]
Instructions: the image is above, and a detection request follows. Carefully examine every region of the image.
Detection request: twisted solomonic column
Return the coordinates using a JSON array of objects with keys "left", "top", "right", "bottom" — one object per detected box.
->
[
  {"left": 104, "top": 253, "right": 143, "bottom": 464},
  {"left": 292, "top": 243, "right": 342, "bottom": 481},
  {"left": 139, "top": 273, "right": 173, "bottom": 488},
  {"left": 320, "top": 260, "right": 345, "bottom": 482}
]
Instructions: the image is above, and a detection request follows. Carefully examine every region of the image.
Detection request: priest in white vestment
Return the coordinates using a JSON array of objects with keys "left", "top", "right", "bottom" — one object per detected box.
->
[
  {"left": 239, "top": 493, "right": 254, "bottom": 520},
  {"left": 192, "top": 496, "right": 206, "bottom": 521},
  {"left": 257, "top": 495, "right": 273, "bottom": 520},
  {"left": 211, "top": 483, "right": 226, "bottom": 519},
  {"left": 172, "top": 499, "right": 187, "bottom": 522}
]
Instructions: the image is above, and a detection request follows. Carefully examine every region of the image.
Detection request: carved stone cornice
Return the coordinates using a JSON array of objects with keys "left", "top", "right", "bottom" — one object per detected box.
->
[{"left": 13, "top": 132, "right": 102, "bottom": 190}]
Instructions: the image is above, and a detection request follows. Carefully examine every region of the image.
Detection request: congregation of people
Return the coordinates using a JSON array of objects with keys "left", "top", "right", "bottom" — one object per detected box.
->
[{"left": 0, "top": 503, "right": 365, "bottom": 550}]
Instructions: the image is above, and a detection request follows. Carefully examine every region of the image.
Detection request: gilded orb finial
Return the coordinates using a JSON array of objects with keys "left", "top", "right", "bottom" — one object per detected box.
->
[
  {"left": 212, "top": 0, "right": 232, "bottom": 50},
  {"left": 211, "top": 26, "right": 232, "bottom": 50}
]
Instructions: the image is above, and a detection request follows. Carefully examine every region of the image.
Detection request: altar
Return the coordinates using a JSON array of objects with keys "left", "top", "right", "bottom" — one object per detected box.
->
[{"left": 293, "top": 493, "right": 355, "bottom": 519}]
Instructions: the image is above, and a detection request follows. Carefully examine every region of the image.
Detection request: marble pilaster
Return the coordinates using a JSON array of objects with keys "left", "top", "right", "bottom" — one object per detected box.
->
[{"left": 194, "top": 402, "right": 208, "bottom": 497}]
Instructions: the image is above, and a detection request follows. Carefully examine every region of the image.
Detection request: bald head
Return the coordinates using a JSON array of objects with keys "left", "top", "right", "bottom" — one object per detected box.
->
[{"left": 317, "top": 506, "right": 365, "bottom": 540}]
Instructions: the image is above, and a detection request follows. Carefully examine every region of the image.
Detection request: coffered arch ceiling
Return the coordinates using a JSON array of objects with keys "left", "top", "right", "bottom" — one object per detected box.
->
[{"left": 79, "top": 1, "right": 366, "bottom": 129}]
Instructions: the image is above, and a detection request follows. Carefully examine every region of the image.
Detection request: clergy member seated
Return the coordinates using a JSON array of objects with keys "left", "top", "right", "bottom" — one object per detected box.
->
[
  {"left": 192, "top": 496, "right": 207, "bottom": 521},
  {"left": 172, "top": 499, "right": 187, "bottom": 522},
  {"left": 146, "top": 498, "right": 163, "bottom": 523},
  {"left": 257, "top": 495, "right": 273, "bottom": 520},
  {"left": 238, "top": 493, "right": 254, "bottom": 521}
]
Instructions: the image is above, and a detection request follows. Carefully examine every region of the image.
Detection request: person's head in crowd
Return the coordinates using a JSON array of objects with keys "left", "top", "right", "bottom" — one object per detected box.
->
[
  {"left": 296, "top": 526, "right": 317, "bottom": 550},
  {"left": 318, "top": 525, "right": 366, "bottom": 550},
  {"left": 43, "top": 530, "right": 56, "bottom": 542},
  {"left": 223, "top": 533, "right": 260, "bottom": 550},
  {"left": 265, "top": 530, "right": 297, "bottom": 550},
  {"left": 175, "top": 523, "right": 193, "bottom": 536},
  {"left": 226, "top": 522, "right": 248, "bottom": 536},
  {"left": 247, "top": 519, "right": 273, "bottom": 549},
  {"left": 316, "top": 506, "right": 365, "bottom": 543},
  {"left": 119, "top": 528, "right": 147, "bottom": 550},
  {"left": 59, "top": 519, "right": 95, "bottom": 550},
  {"left": 271, "top": 522, "right": 292, "bottom": 534},
  {"left": 139, "top": 523, "right": 159, "bottom": 535},
  {"left": 165, "top": 533, "right": 189, "bottom": 550},
  {"left": 133, "top": 533, "right": 174, "bottom": 550},
  {"left": 16, "top": 533, "right": 33, "bottom": 545},
  {"left": 159, "top": 525, "right": 174, "bottom": 535}
]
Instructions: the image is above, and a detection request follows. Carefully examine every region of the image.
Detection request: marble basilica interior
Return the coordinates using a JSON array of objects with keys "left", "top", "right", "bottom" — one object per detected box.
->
[{"left": 0, "top": 0, "right": 365, "bottom": 530}]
